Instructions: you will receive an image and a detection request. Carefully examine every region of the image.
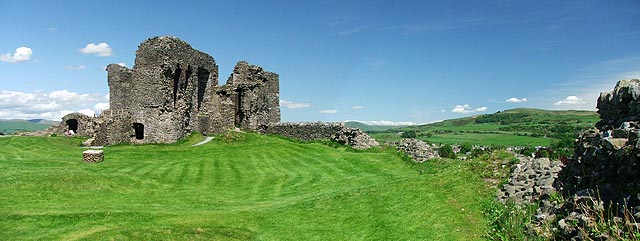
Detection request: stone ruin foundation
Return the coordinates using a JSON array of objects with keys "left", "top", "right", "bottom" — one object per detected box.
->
[{"left": 259, "top": 122, "right": 379, "bottom": 150}]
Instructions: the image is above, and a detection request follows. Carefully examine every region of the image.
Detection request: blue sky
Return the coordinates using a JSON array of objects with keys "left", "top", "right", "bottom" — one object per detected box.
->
[{"left": 1, "top": 0, "right": 639, "bottom": 124}]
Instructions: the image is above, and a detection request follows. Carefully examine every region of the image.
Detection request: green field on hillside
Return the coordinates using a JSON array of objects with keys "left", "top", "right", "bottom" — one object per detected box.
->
[
  {"left": 0, "top": 133, "right": 493, "bottom": 240},
  {"left": 371, "top": 108, "right": 598, "bottom": 147},
  {"left": 344, "top": 121, "right": 406, "bottom": 132},
  {"left": 371, "top": 132, "right": 551, "bottom": 146},
  {"left": 0, "top": 119, "right": 54, "bottom": 134}
]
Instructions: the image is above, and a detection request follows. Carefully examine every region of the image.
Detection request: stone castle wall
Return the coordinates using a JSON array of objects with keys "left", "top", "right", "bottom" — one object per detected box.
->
[
  {"left": 56, "top": 36, "right": 281, "bottom": 145},
  {"left": 226, "top": 61, "right": 280, "bottom": 130}
]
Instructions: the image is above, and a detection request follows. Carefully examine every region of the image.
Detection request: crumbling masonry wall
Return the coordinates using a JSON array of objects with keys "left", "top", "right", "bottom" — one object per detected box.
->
[
  {"left": 260, "top": 122, "right": 345, "bottom": 141},
  {"left": 259, "top": 122, "right": 380, "bottom": 150},
  {"left": 225, "top": 61, "right": 280, "bottom": 130},
  {"left": 56, "top": 36, "right": 280, "bottom": 145}
]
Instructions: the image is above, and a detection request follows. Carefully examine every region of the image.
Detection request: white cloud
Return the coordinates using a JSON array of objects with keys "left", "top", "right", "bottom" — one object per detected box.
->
[
  {"left": 279, "top": 99, "right": 311, "bottom": 109},
  {"left": 79, "top": 43, "right": 112, "bottom": 56},
  {"left": 48, "top": 27, "right": 58, "bottom": 32},
  {"left": 117, "top": 62, "right": 126, "bottom": 67},
  {"left": 319, "top": 109, "right": 338, "bottom": 114},
  {"left": 451, "top": 104, "right": 488, "bottom": 114},
  {"left": 352, "top": 105, "right": 364, "bottom": 109},
  {"left": 77, "top": 108, "right": 95, "bottom": 116},
  {"left": 66, "top": 64, "right": 86, "bottom": 70},
  {"left": 346, "top": 120, "right": 418, "bottom": 126},
  {"left": 554, "top": 96, "right": 586, "bottom": 105},
  {"left": 0, "top": 89, "right": 108, "bottom": 120},
  {"left": 94, "top": 102, "right": 109, "bottom": 111},
  {"left": 1, "top": 47, "right": 33, "bottom": 63},
  {"left": 506, "top": 97, "right": 528, "bottom": 103}
]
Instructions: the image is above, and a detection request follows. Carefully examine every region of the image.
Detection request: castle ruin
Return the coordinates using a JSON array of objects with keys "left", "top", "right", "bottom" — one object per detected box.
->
[{"left": 55, "top": 36, "right": 280, "bottom": 145}]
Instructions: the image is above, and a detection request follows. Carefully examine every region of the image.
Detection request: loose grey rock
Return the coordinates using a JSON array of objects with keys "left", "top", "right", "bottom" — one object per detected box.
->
[{"left": 390, "top": 138, "right": 439, "bottom": 163}]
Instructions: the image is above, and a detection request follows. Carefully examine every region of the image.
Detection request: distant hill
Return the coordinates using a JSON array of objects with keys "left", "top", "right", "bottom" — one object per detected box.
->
[
  {"left": 344, "top": 121, "right": 408, "bottom": 132},
  {"left": 0, "top": 119, "right": 57, "bottom": 134},
  {"left": 26, "top": 119, "right": 58, "bottom": 125},
  {"left": 370, "top": 108, "right": 599, "bottom": 147}
]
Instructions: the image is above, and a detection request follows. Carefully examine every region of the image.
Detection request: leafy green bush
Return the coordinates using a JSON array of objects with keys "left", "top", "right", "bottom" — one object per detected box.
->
[
  {"left": 470, "top": 148, "right": 486, "bottom": 157},
  {"left": 519, "top": 146, "right": 536, "bottom": 157},
  {"left": 438, "top": 144, "right": 455, "bottom": 158},
  {"left": 537, "top": 149, "right": 550, "bottom": 158},
  {"left": 459, "top": 143, "right": 472, "bottom": 154}
]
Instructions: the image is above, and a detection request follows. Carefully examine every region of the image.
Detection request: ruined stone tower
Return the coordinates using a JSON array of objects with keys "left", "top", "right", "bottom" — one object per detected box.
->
[{"left": 56, "top": 36, "right": 280, "bottom": 145}]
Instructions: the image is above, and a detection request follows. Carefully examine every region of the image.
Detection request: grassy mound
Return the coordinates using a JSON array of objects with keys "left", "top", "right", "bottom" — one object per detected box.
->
[{"left": 1, "top": 132, "right": 492, "bottom": 240}]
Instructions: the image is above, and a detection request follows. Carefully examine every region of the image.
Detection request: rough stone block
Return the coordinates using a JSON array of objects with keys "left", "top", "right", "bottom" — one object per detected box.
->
[{"left": 83, "top": 150, "right": 104, "bottom": 163}]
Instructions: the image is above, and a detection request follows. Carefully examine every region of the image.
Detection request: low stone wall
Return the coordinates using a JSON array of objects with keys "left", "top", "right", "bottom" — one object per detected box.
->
[
  {"left": 259, "top": 122, "right": 379, "bottom": 149},
  {"left": 260, "top": 122, "right": 345, "bottom": 141}
]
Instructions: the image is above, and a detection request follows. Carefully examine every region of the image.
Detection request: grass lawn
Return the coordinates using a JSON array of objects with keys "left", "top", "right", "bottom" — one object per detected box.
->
[{"left": 0, "top": 133, "right": 492, "bottom": 240}]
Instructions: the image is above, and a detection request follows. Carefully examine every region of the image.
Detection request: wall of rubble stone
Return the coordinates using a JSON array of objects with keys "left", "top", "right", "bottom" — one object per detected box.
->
[
  {"left": 563, "top": 79, "right": 640, "bottom": 205},
  {"left": 543, "top": 79, "right": 640, "bottom": 239},
  {"left": 259, "top": 122, "right": 379, "bottom": 149},
  {"left": 48, "top": 112, "right": 96, "bottom": 137},
  {"left": 227, "top": 61, "right": 280, "bottom": 130},
  {"left": 207, "top": 86, "right": 236, "bottom": 134},
  {"left": 500, "top": 79, "right": 640, "bottom": 240},
  {"left": 260, "top": 122, "right": 345, "bottom": 141}
]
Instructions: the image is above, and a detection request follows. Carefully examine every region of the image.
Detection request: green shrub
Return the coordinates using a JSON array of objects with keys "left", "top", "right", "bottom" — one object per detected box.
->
[
  {"left": 537, "top": 149, "right": 550, "bottom": 158},
  {"left": 459, "top": 143, "right": 472, "bottom": 154},
  {"left": 438, "top": 144, "right": 455, "bottom": 158},
  {"left": 470, "top": 148, "right": 486, "bottom": 157},
  {"left": 519, "top": 146, "right": 536, "bottom": 157}
]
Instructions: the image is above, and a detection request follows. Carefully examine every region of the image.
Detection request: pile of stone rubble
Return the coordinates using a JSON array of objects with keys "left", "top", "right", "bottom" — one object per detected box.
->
[{"left": 391, "top": 138, "right": 439, "bottom": 163}]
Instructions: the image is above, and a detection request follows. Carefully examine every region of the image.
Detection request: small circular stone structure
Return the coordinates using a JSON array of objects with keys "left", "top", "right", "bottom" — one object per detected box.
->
[{"left": 83, "top": 150, "right": 104, "bottom": 163}]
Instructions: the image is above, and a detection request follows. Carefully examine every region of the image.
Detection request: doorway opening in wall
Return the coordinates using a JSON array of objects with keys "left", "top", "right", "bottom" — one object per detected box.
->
[
  {"left": 133, "top": 123, "right": 144, "bottom": 140},
  {"left": 66, "top": 119, "right": 78, "bottom": 132}
]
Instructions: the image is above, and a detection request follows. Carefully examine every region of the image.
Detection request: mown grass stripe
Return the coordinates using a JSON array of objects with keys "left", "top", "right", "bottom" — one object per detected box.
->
[{"left": 0, "top": 133, "right": 491, "bottom": 240}]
